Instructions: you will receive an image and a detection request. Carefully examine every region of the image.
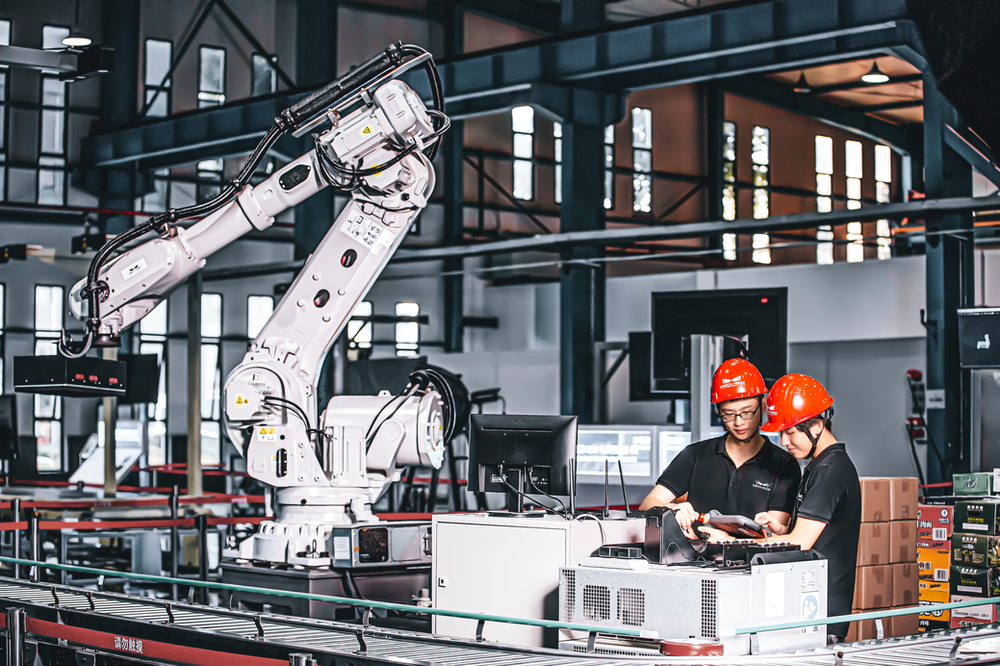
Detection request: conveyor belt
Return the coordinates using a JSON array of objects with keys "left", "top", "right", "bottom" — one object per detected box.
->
[{"left": 0, "top": 579, "right": 998, "bottom": 665}]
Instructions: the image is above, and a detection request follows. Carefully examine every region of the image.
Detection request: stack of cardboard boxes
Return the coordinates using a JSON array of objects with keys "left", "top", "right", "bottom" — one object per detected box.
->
[
  {"left": 917, "top": 503, "right": 953, "bottom": 631},
  {"left": 950, "top": 498, "right": 1000, "bottom": 628},
  {"left": 847, "top": 477, "right": 919, "bottom": 641}
]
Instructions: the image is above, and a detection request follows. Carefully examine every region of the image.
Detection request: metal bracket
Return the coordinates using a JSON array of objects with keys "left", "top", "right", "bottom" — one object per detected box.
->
[
  {"left": 228, "top": 593, "right": 235, "bottom": 611},
  {"left": 254, "top": 615, "right": 265, "bottom": 640},
  {"left": 96, "top": 575, "right": 105, "bottom": 592},
  {"left": 835, "top": 650, "right": 844, "bottom": 666},
  {"left": 85, "top": 592, "right": 94, "bottom": 611},
  {"left": 354, "top": 629, "right": 368, "bottom": 655},
  {"left": 749, "top": 632, "right": 759, "bottom": 655},
  {"left": 362, "top": 607, "right": 372, "bottom": 628},
  {"left": 24, "top": 640, "right": 37, "bottom": 665},
  {"left": 920, "top": 308, "right": 938, "bottom": 332},
  {"left": 74, "top": 649, "right": 97, "bottom": 666},
  {"left": 950, "top": 636, "right": 962, "bottom": 663},
  {"left": 875, "top": 618, "right": 884, "bottom": 640},
  {"left": 164, "top": 603, "right": 175, "bottom": 624},
  {"left": 475, "top": 619, "right": 485, "bottom": 642},
  {"left": 49, "top": 587, "right": 59, "bottom": 606},
  {"left": 187, "top": 587, "right": 195, "bottom": 604},
  {"left": 586, "top": 631, "right": 597, "bottom": 654}
]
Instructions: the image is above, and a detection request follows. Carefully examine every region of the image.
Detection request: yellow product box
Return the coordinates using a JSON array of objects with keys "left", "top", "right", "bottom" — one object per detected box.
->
[
  {"left": 918, "top": 547, "right": 950, "bottom": 582},
  {"left": 918, "top": 580, "right": 951, "bottom": 628}
]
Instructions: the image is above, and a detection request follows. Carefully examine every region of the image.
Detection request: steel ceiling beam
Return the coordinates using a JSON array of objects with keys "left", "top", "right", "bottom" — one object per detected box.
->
[{"left": 81, "top": 0, "right": 920, "bottom": 171}]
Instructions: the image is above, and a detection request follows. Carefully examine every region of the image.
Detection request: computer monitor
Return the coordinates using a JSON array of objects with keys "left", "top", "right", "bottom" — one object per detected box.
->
[
  {"left": 0, "top": 395, "right": 19, "bottom": 461},
  {"left": 650, "top": 288, "right": 787, "bottom": 395},
  {"left": 468, "top": 414, "right": 577, "bottom": 512},
  {"left": 958, "top": 308, "right": 1000, "bottom": 368}
]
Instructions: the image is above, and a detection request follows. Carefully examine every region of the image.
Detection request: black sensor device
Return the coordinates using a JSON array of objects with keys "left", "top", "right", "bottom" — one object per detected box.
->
[
  {"left": 958, "top": 308, "right": 1000, "bottom": 368},
  {"left": 14, "top": 355, "right": 126, "bottom": 397}
]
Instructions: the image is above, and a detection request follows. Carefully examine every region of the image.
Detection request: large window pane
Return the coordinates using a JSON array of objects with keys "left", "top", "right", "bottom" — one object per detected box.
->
[
  {"left": 40, "top": 108, "right": 64, "bottom": 152},
  {"left": 252, "top": 54, "right": 276, "bottom": 96},
  {"left": 201, "top": 293, "right": 222, "bottom": 338},
  {"left": 145, "top": 40, "right": 172, "bottom": 86},
  {"left": 348, "top": 301, "right": 372, "bottom": 349},
  {"left": 247, "top": 296, "right": 274, "bottom": 339},
  {"left": 145, "top": 89, "right": 168, "bottom": 117},
  {"left": 512, "top": 160, "right": 533, "bottom": 201},
  {"left": 201, "top": 344, "right": 221, "bottom": 420},
  {"left": 631, "top": 108, "right": 652, "bottom": 150},
  {"left": 846, "top": 140, "right": 863, "bottom": 179},
  {"left": 875, "top": 145, "right": 892, "bottom": 184},
  {"left": 198, "top": 47, "right": 226, "bottom": 107},
  {"left": 395, "top": 302, "right": 419, "bottom": 357},
  {"left": 201, "top": 421, "right": 221, "bottom": 466},
  {"left": 42, "top": 26, "right": 69, "bottom": 50},
  {"left": 35, "top": 420, "right": 61, "bottom": 471},
  {"left": 34, "top": 286, "right": 64, "bottom": 331},
  {"left": 815, "top": 136, "right": 833, "bottom": 175},
  {"left": 141, "top": 301, "right": 168, "bottom": 335},
  {"left": 511, "top": 106, "right": 534, "bottom": 134}
]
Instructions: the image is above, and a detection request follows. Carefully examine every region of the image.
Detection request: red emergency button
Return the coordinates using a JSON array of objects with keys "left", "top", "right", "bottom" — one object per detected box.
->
[
  {"left": 109, "top": 378, "right": 118, "bottom": 385},
  {"left": 74, "top": 374, "right": 85, "bottom": 381},
  {"left": 88, "top": 375, "right": 99, "bottom": 382}
]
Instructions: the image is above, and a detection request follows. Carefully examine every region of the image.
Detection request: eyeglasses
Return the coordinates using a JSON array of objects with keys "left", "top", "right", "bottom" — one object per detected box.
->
[{"left": 719, "top": 404, "right": 760, "bottom": 423}]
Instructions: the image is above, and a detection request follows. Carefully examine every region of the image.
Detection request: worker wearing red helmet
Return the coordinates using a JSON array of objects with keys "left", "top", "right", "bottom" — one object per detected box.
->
[
  {"left": 703, "top": 373, "right": 861, "bottom": 644},
  {"left": 639, "top": 358, "right": 800, "bottom": 538}
]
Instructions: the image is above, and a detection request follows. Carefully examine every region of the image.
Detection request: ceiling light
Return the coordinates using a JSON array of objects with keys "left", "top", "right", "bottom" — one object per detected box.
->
[
  {"left": 793, "top": 72, "right": 811, "bottom": 94},
  {"left": 62, "top": 34, "right": 92, "bottom": 47},
  {"left": 861, "top": 61, "right": 889, "bottom": 84}
]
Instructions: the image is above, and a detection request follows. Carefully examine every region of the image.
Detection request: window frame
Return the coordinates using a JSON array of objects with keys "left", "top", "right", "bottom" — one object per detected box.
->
[
  {"left": 200, "top": 292, "right": 223, "bottom": 466},
  {"left": 33, "top": 283, "right": 65, "bottom": 473},
  {"left": 37, "top": 74, "right": 67, "bottom": 205},
  {"left": 631, "top": 107, "right": 653, "bottom": 215},
  {"left": 750, "top": 125, "right": 771, "bottom": 264},
  {"left": 143, "top": 38, "right": 174, "bottom": 117},
  {"left": 511, "top": 106, "right": 534, "bottom": 201}
]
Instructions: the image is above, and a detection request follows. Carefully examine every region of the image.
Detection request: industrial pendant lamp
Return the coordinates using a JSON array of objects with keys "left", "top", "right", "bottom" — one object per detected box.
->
[
  {"left": 62, "top": 0, "right": 92, "bottom": 47},
  {"left": 861, "top": 61, "right": 889, "bottom": 84},
  {"left": 792, "top": 71, "right": 811, "bottom": 93}
]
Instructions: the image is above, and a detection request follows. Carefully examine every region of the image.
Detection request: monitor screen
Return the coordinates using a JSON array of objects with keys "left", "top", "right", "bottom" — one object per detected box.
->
[
  {"left": 468, "top": 414, "right": 577, "bottom": 497},
  {"left": 576, "top": 428, "right": 653, "bottom": 477},
  {"left": 958, "top": 308, "right": 1000, "bottom": 368},
  {"left": 650, "top": 288, "right": 787, "bottom": 395}
]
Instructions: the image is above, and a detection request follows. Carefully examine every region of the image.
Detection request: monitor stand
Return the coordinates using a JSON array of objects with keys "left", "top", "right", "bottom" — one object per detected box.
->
[{"left": 505, "top": 468, "right": 525, "bottom": 513}]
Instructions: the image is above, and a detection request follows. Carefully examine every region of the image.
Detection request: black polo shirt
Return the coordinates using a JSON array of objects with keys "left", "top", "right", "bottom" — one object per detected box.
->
[
  {"left": 789, "top": 443, "right": 861, "bottom": 640},
  {"left": 655, "top": 435, "right": 801, "bottom": 518}
]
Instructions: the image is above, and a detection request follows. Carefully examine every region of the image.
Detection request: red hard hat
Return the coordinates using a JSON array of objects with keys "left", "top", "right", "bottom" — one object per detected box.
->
[
  {"left": 711, "top": 358, "right": 767, "bottom": 404},
  {"left": 760, "top": 373, "right": 833, "bottom": 433}
]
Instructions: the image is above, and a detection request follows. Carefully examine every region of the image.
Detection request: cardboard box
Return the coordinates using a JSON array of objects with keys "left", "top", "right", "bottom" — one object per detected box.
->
[
  {"left": 918, "top": 581, "right": 951, "bottom": 631},
  {"left": 950, "top": 595, "right": 999, "bottom": 623},
  {"left": 920, "top": 579, "right": 950, "bottom": 599},
  {"left": 954, "top": 472, "right": 993, "bottom": 496},
  {"left": 855, "top": 565, "right": 892, "bottom": 610},
  {"left": 955, "top": 500, "right": 1000, "bottom": 536},
  {"left": 858, "top": 523, "right": 891, "bottom": 566},
  {"left": 918, "top": 504, "right": 953, "bottom": 546},
  {"left": 860, "top": 478, "right": 891, "bottom": 523},
  {"left": 885, "top": 613, "right": 919, "bottom": 638},
  {"left": 889, "top": 477, "right": 919, "bottom": 521},
  {"left": 847, "top": 610, "right": 888, "bottom": 642},
  {"left": 951, "top": 566, "right": 1000, "bottom": 598},
  {"left": 890, "top": 521, "right": 917, "bottom": 563},
  {"left": 951, "top": 533, "right": 1000, "bottom": 568},
  {"left": 892, "top": 563, "right": 919, "bottom": 607},
  {"left": 918, "top": 547, "right": 951, "bottom": 582},
  {"left": 950, "top": 616, "right": 995, "bottom": 629}
]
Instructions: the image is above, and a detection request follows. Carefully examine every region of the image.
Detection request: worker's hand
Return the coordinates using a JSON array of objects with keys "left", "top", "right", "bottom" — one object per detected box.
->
[
  {"left": 697, "top": 525, "right": 730, "bottom": 543},
  {"left": 755, "top": 512, "right": 787, "bottom": 536},
  {"left": 671, "top": 502, "right": 699, "bottom": 536}
]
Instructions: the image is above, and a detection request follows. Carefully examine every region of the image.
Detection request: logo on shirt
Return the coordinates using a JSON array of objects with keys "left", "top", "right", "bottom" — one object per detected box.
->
[{"left": 752, "top": 479, "right": 772, "bottom": 491}]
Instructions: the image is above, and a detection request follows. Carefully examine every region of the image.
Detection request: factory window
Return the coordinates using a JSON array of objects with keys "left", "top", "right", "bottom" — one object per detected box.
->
[
  {"left": 201, "top": 293, "right": 222, "bottom": 466},
  {"left": 347, "top": 301, "right": 372, "bottom": 350},
  {"left": 144, "top": 39, "right": 172, "bottom": 117},
  {"left": 845, "top": 140, "right": 864, "bottom": 263},
  {"left": 395, "top": 302, "right": 419, "bottom": 358},
  {"left": 196, "top": 159, "right": 223, "bottom": 204},
  {"left": 511, "top": 106, "right": 533, "bottom": 201},
  {"left": 137, "top": 302, "right": 168, "bottom": 466},
  {"left": 247, "top": 295, "right": 274, "bottom": 340},
  {"left": 750, "top": 126, "right": 770, "bottom": 264},
  {"left": 721, "top": 121, "right": 737, "bottom": 261},
  {"left": 604, "top": 124, "right": 615, "bottom": 210},
  {"left": 875, "top": 144, "right": 892, "bottom": 260},
  {"left": 0, "top": 20, "right": 10, "bottom": 201},
  {"left": 251, "top": 53, "right": 277, "bottom": 96},
  {"left": 34, "top": 285, "right": 64, "bottom": 472},
  {"left": 198, "top": 46, "right": 226, "bottom": 108},
  {"left": 815, "top": 135, "right": 834, "bottom": 265},
  {"left": 39, "top": 25, "right": 69, "bottom": 206},
  {"left": 554, "top": 122, "right": 562, "bottom": 204},
  {"left": 631, "top": 108, "right": 652, "bottom": 214}
]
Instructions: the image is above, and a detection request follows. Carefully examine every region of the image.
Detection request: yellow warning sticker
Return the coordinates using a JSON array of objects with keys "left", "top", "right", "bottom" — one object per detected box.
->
[
  {"left": 360, "top": 124, "right": 374, "bottom": 137},
  {"left": 259, "top": 427, "right": 275, "bottom": 435},
  {"left": 235, "top": 394, "right": 247, "bottom": 407}
]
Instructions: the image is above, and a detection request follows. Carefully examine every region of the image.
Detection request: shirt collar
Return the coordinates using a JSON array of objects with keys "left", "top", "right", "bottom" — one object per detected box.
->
[{"left": 716, "top": 435, "right": 772, "bottom": 463}]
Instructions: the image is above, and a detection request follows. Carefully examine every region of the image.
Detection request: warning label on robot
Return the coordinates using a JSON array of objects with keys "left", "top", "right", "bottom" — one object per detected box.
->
[
  {"left": 360, "top": 124, "right": 374, "bottom": 136},
  {"left": 234, "top": 394, "right": 247, "bottom": 407},
  {"left": 343, "top": 214, "right": 384, "bottom": 250},
  {"left": 258, "top": 427, "right": 276, "bottom": 442}
]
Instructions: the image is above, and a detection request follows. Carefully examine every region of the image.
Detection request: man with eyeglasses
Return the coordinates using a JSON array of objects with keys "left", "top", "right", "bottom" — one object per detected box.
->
[{"left": 639, "top": 358, "right": 800, "bottom": 538}]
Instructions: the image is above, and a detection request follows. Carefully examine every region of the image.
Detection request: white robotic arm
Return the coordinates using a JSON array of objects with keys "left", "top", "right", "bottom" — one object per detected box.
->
[{"left": 64, "top": 45, "right": 453, "bottom": 566}]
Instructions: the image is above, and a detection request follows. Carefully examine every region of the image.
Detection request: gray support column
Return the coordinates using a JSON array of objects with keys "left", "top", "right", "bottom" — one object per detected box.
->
[
  {"left": 443, "top": 3, "right": 465, "bottom": 353},
  {"left": 706, "top": 84, "right": 725, "bottom": 258},
  {"left": 296, "top": 0, "right": 339, "bottom": 407},
  {"left": 560, "top": 0, "right": 603, "bottom": 32},
  {"left": 187, "top": 274, "right": 203, "bottom": 497},
  {"left": 98, "top": 0, "right": 141, "bottom": 234},
  {"left": 560, "top": 122, "right": 606, "bottom": 419},
  {"left": 923, "top": 71, "right": 973, "bottom": 483}
]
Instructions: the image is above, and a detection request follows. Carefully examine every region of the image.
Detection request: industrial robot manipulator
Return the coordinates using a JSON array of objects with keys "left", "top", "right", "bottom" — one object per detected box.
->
[{"left": 60, "top": 44, "right": 453, "bottom": 566}]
